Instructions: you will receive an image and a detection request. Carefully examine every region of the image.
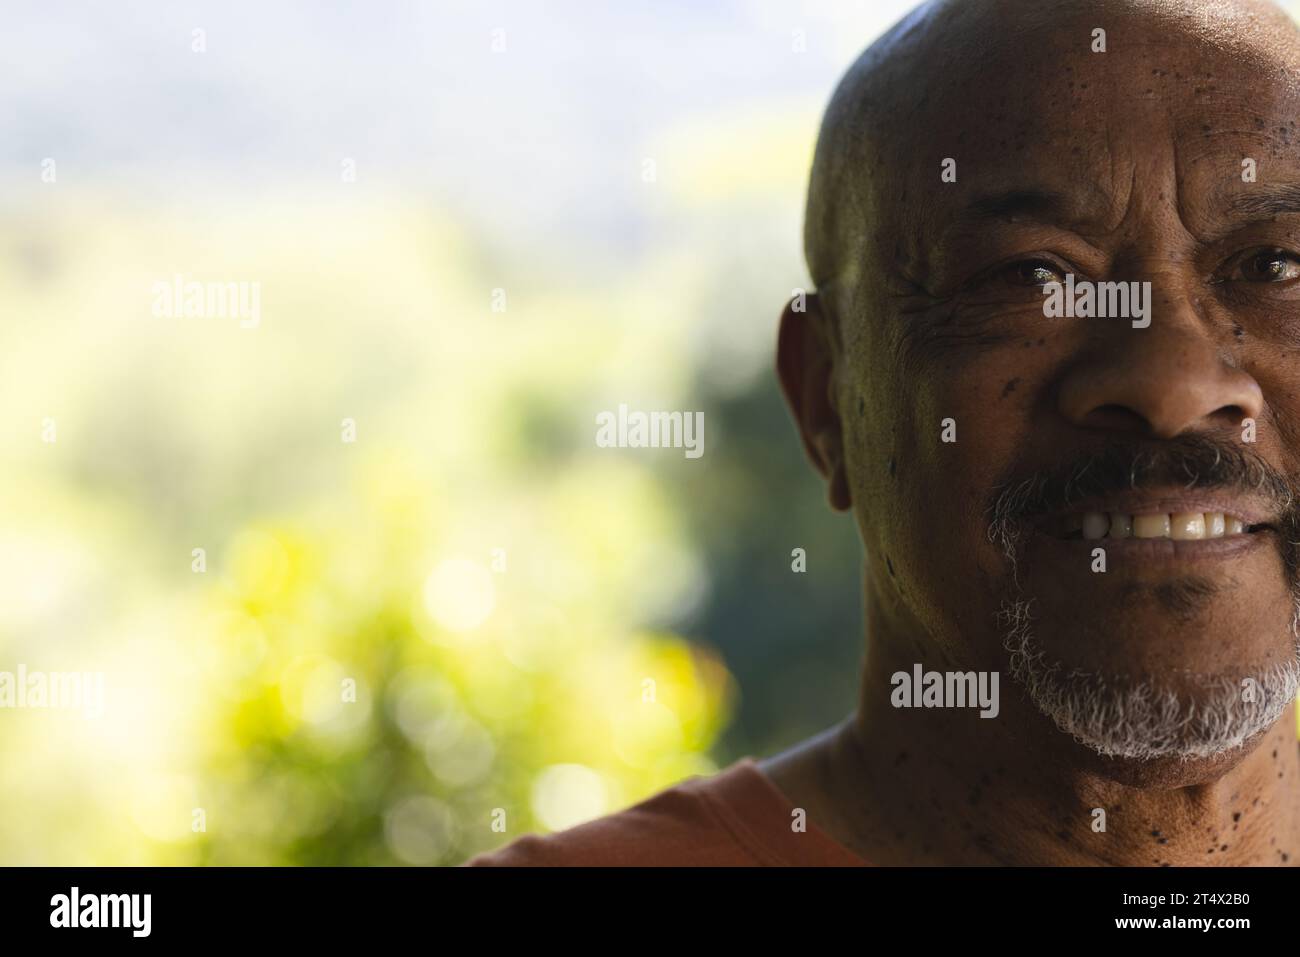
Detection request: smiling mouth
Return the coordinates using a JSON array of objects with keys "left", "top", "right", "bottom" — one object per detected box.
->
[{"left": 1050, "top": 510, "right": 1275, "bottom": 541}]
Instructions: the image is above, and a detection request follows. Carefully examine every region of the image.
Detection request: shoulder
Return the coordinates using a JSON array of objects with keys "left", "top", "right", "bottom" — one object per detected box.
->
[{"left": 465, "top": 763, "right": 767, "bottom": 867}]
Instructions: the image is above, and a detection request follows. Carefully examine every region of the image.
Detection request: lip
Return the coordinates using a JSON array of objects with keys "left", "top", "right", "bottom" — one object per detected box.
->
[
  {"left": 1031, "top": 492, "right": 1280, "bottom": 535},
  {"left": 1023, "top": 488, "right": 1282, "bottom": 565},
  {"left": 1029, "top": 526, "right": 1273, "bottom": 563}
]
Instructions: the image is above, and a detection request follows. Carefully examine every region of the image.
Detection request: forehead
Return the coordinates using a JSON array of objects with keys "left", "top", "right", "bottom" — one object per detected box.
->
[{"left": 882, "top": 7, "right": 1300, "bottom": 236}]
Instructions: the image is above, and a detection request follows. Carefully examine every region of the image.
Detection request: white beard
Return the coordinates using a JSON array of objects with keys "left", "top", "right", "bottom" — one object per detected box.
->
[{"left": 1000, "top": 598, "right": 1300, "bottom": 761}]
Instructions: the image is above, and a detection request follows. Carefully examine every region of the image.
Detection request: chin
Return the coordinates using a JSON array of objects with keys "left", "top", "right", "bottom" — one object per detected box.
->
[
  {"left": 1062, "top": 715, "right": 1275, "bottom": 789},
  {"left": 1001, "top": 597, "right": 1300, "bottom": 786}
]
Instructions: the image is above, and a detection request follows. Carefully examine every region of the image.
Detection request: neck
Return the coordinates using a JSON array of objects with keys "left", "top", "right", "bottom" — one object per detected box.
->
[{"left": 829, "top": 597, "right": 1300, "bottom": 866}]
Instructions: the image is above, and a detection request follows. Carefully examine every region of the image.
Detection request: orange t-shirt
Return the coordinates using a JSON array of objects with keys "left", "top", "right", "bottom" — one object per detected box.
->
[{"left": 466, "top": 758, "right": 869, "bottom": 866}]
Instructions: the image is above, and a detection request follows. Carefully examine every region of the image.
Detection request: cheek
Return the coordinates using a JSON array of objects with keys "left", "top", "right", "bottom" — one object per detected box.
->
[
  {"left": 1252, "top": 360, "right": 1300, "bottom": 475},
  {"left": 844, "top": 341, "right": 1053, "bottom": 647}
]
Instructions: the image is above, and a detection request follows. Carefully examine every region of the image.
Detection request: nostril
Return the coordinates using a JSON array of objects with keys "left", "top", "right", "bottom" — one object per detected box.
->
[
  {"left": 1079, "top": 404, "right": 1150, "bottom": 433},
  {"left": 1215, "top": 405, "right": 1248, "bottom": 425}
]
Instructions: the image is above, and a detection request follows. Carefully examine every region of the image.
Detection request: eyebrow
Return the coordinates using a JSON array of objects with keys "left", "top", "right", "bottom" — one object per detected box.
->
[
  {"left": 950, "top": 188, "right": 1115, "bottom": 236},
  {"left": 1225, "top": 183, "right": 1300, "bottom": 218},
  {"left": 960, "top": 189, "right": 1071, "bottom": 222}
]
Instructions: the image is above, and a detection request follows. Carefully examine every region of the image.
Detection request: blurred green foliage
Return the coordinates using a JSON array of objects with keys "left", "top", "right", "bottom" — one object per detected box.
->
[{"left": 0, "top": 171, "right": 856, "bottom": 864}]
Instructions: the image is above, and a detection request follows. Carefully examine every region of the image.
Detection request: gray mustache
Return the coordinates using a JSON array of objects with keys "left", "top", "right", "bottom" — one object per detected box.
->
[{"left": 986, "top": 436, "right": 1300, "bottom": 573}]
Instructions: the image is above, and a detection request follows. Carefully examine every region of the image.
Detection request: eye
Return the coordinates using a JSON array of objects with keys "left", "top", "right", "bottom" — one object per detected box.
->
[
  {"left": 1227, "top": 247, "right": 1300, "bottom": 283},
  {"left": 996, "top": 258, "right": 1068, "bottom": 288}
]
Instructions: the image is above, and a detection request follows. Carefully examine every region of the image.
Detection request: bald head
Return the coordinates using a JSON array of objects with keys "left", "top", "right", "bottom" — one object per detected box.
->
[{"left": 805, "top": 0, "right": 1300, "bottom": 302}]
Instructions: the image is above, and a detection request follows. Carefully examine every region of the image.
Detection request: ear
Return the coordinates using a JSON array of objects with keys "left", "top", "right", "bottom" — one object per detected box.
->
[{"left": 776, "top": 292, "right": 852, "bottom": 511}]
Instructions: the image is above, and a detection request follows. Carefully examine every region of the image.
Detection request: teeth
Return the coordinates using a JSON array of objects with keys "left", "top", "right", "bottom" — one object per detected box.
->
[
  {"left": 1062, "top": 510, "right": 1251, "bottom": 540},
  {"left": 1171, "top": 512, "right": 1205, "bottom": 540},
  {"left": 1133, "top": 514, "right": 1172, "bottom": 538},
  {"left": 1082, "top": 512, "right": 1109, "bottom": 540}
]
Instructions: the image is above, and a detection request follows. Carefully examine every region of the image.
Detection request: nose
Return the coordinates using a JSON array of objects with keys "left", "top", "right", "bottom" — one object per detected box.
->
[{"left": 1056, "top": 321, "right": 1262, "bottom": 439}]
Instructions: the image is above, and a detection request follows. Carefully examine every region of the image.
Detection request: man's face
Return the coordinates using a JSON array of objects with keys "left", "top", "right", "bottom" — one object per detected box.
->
[{"left": 830, "top": 4, "right": 1300, "bottom": 778}]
